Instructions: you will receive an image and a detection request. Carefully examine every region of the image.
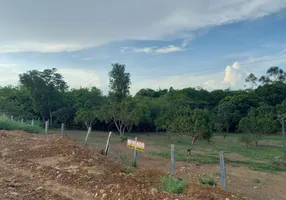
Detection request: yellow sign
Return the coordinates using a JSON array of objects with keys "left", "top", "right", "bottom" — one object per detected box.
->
[{"left": 127, "top": 139, "right": 145, "bottom": 152}]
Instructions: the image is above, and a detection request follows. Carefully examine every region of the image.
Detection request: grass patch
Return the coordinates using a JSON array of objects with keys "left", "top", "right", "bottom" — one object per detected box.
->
[
  {"left": 253, "top": 178, "right": 261, "bottom": 184},
  {"left": 149, "top": 150, "right": 219, "bottom": 164},
  {"left": 198, "top": 175, "right": 217, "bottom": 186},
  {"left": 120, "top": 153, "right": 131, "bottom": 166},
  {"left": 123, "top": 167, "right": 134, "bottom": 174},
  {"left": 160, "top": 175, "right": 186, "bottom": 194},
  {"left": 0, "top": 115, "right": 43, "bottom": 134}
]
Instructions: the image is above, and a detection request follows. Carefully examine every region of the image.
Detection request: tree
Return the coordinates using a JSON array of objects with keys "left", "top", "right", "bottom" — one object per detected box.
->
[
  {"left": 53, "top": 107, "right": 75, "bottom": 124},
  {"left": 190, "top": 109, "right": 213, "bottom": 153},
  {"left": 216, "top": 101, "right": 237, "bottom": 138},
  {"left": 74, "top": 108, "right": 99, "bottom": 130},
  {"left": 238, "top": 115, "right": 276, "bottom": 147},
  {"left": 19, "top": 68, "right": 67, "bottom": 123},
  {"left": 276, "top": 100, "right": 286, "bottom": 160},
  {"left": 245, "top": 73, "right": 258, "bottom": 89},
  {"left": 109, "top": 63, "right": 131, "bottom": 102},
  {"left": 99, "top": 97, "right": 144, "bottom": 139}
]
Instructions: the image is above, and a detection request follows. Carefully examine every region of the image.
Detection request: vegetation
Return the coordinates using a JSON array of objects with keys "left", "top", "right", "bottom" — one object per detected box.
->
[
  {"left": 0, "top": 115, "right": 43, "bottom": 134},
  {"left": 160, "top": 175, "right": 186, "bottom": 194},
  {"left": 198, "top": 175, "right": 217, "bottom": 186},
  {"left": 1, "top": 64, "right": 286, "bottom": 158}
]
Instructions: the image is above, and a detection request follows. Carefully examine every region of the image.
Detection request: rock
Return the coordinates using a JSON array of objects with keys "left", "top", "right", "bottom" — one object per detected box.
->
[
  {"left": 102, "top": 193, "right": 107, "bottom": 198},
  {"left": 35, "top": 187, "right": 44, "bottom": 191},
  {"left": 151, "top": 188, "right": 158, "bottom": 195},
  {"left": 225, "top": 198, "right": 230, "bottom": 200},
  {"left": 9, "top": 191, "right": 19, "bottom": 196},
  {"left": 99, "top": 189, "right": 105, "bottom": 194},
  {"left": 56, "top": 174, "right": 62, "bottom": 179}
]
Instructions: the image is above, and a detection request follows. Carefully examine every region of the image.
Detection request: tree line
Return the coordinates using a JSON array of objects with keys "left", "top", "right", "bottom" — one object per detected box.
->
[{"left": 0, "top": 64, "right": 286, "bottom": 151}]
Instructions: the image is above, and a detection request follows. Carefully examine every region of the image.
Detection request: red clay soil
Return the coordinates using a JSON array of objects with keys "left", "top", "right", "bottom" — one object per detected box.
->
[{"left": 0, "top": 130, "right": 246, "bottom": 200}]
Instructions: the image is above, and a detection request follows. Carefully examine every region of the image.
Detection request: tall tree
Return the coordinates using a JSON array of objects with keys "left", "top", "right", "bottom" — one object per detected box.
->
[
  {"left": 245, "top": 73, "right": 258, "bottom": 89},
  {"left": 109, "top": 63, "right": 131, "bottom": 102},
  {"left": 19, "top": 68, "right": 67, "bottom": 123}
]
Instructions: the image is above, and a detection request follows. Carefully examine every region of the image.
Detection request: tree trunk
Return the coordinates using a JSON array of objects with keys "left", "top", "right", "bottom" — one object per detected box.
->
[
  {"left": 255, "top": 141, "right": 258, "bottom": 147},
  {"left": 188, "top": 134, "right": 200, "bottom": 157},
  {"left": 49, "top": 108, "right": 52, "bottom": 125}
]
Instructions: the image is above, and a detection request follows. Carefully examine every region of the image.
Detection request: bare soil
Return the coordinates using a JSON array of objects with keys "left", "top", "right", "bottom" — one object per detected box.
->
[{"left": 0, "top": 130, "right": 245, "bottom": 200}]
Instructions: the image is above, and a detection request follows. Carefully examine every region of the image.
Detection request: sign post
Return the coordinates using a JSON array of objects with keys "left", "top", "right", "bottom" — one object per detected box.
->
[
  {"left": 105, "top": 132, "right": 112, "bottom": 155},
  {"left": 171, "top": 144, "right": 175, "bottom": 175},
  {"left": 220, "top": 151, "right": 227, "bottom": 190}
]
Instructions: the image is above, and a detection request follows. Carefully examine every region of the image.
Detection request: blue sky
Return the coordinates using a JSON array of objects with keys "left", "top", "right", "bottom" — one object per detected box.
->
[{"left": 0, "top": 0, "right": 286, "bottom": 94}]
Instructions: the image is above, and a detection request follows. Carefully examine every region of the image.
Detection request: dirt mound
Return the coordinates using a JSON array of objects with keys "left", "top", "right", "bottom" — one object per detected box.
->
[{"left": 0, "top": 130, "right": 246, "bottom": 200}]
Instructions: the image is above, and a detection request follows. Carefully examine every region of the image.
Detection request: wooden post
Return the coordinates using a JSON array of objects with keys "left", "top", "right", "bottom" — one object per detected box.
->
[
  {"left": 61, "top": 123, "right": 65, "bottom": 135},
  {"left": 105, "top": 132, "right": 112, "bottom": 155},
  {"left": 21, "top": 118, "right": 23, "bottom": 123},
  {"left": 171, "top": 144, "right": 175, "bottom": 175},
  {"left": 45, "top": 120, "right": 48, "bottom": 134},
  {"left": 133, "top": 137, "right": 138, "bottom": 162},
  {"left": 11, "top": 115, "right": 13, "bottom": 121},
  {"left": 31, "top": 119, "right": 34, "bottom": 126},
  {"left": 84, "top": 126, "right": 92, "bottom": 146},
  {"left": 220, "top": 151, "right": 227, "bottom": 190}
]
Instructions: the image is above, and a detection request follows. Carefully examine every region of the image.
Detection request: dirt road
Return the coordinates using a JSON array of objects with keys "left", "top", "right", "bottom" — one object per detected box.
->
[{"left": 0, "top": 130, "right": 245, "bottom": 200}]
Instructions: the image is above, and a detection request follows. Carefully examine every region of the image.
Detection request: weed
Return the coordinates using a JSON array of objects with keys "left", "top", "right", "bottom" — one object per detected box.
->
[
  {"left": 160, "top": 175, "right": 186, "bottom": 194},
  {"left": 123, "top": 167, "right": 134, "bottom": 174},
  {"left": 131, "top": 160, "right": 137, "bottom": 168},
  {"left": 100, "top": 149, "right": 105, "bottom": 155},
  {"left": 198, "top": 176, "right": 217, "bottom": 186}
]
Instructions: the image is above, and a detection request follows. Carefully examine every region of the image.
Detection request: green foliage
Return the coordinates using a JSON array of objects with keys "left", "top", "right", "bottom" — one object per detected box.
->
[
  {"left": 253, "top": 179, "right": 261, "bottom": 184},
  {"left": 0, "top": 115, "right": 43, "bottom": 134},
  {"left": 239, "top": 134, "right": 253, "bottom": 148},
  {"left": 123, "top": 167, "right": 134, "bottom": 174},
  {"left": 53, "top": 107, "right": 75, "bottom": 123},
  {"left": 198, "top": 176, "right": 217, "bottom": 186},
  {"left": 119, "top": 153, "right": 131, "bottom": 166},
  {"left": 160, "top": 175, "right": 186, "bottom": 194},
  {"left": 75, "top": 108, "right": 99, "bottom": 129},
  {"left": 109, "top": 63, "right": 131, "bottom": 102},
  {"left": 131, "top": 160, "right": 137, "bottom": 168}
]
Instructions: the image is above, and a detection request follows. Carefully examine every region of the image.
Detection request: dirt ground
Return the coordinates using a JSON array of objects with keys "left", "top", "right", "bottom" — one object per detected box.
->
[
  {"left": 0, "top": 130, "right": 246, "bottom": 200},
  {"left": 65, "top": 131, "right": 286, "bottom": 200}
]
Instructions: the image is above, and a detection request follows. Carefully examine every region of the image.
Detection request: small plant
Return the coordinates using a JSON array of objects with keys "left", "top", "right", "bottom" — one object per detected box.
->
[
  {"left": 100, "top": 149, "right": 105, "bottom": 155},
  {"left": 123, "top": 167, "right": 134, "bottom": 174},
  {"left": 198, "top": 176, "right": 217, "bottom": 186},
  {"left": 253, "top": 178, "right": 261, "bottom": 184},
  {"left": 131, "top": 160, "right": 137, "bottom": 168},
  {"left": 160, "top": 175, "right": 186, "bottom": 194}
]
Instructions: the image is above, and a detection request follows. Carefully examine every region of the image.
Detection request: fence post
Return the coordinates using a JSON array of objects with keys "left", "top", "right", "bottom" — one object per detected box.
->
[
  {"left": 133, "top": 137, "right": 138, "bottom": 163},
  {"left": 105, "top": 132, "right": 112, "bottom": 155},
  {"left": 38, "top": 117, "right": 40, "bottom": 126},
  {"left": 45, "top": 120, "right": 48, "bottom": 134},
  {"left": 11, "top": 115, "right": 13, "bottom": 121},
  {"left": 61, "top": 123, "right": 65, "bottom": 135},
  {"left": 84, "top": 126, "right": 92, "bottom": 146},
  {"left": 219, "top": 151, "right": 227, "bottom": 190},
  {"left": 21, "top": 118, "right": 23, "bottom": 123},
  {"left": 171, "top": 144, "right": 175, "bottom": 175},
  {"left": 31, "top": 119, "right": 34, "bottom": 126}
]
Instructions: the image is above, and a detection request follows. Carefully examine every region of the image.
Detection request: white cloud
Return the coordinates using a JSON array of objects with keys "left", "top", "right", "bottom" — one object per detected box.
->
[
  {"left": 0, "top": 64, "right": 22, "bottom": 85},
  {"left": 0, "top": 0, "right": 285, "bottom": 52},
  {"left": 203, "top": 62, "right": 245, "bottom": 89},
  {"left": 57, "top": 69, "right": 101, "bottom": 89}
]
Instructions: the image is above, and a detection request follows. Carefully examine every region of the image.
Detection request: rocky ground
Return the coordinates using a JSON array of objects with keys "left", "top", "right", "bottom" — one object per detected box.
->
[{"left": 0, "top": 130, "right": 246, "bottom": 200}]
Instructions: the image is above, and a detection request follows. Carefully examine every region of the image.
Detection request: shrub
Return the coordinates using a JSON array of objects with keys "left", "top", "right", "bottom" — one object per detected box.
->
[
  {"left": 239, "top": 134, "right": 253, "bottom": 148},
  {"left": 198, "top": 176, "right": 217, "bottom": 186},
  {"left": 161, "top": 175, "right": 186, "bottom": 194},
  {"left": 0, "top": 115, "right": 43, "bottom": 134},
  {"left": 131, "top": 160, "right": 137, "bottom": 167}
]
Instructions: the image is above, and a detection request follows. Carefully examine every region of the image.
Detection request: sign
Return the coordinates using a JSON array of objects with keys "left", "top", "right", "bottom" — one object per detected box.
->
[{"left": 127, "top": 139, "right": 145, "bottom": 152}]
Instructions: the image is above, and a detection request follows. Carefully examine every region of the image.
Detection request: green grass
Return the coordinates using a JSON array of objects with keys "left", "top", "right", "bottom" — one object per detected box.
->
[
  {"left": 123, "top": 167, "right": 134, "bottom": 174},
  {"left": 0, "top": 115, "right": 43, "bottom": 134},
  {"left": 198, "top": 175, "right": 217, "bottom": 186},
  {"left": 160, "top": 175, "right": 186, "bottom": 194}
]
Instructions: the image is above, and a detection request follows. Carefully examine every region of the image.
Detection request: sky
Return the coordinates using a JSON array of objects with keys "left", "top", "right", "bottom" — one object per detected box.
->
[{"left": 0, "top": 0, "right": 286, "bottom": 95}]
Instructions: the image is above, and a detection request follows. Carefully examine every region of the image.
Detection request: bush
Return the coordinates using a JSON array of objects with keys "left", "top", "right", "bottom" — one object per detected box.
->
[
  {"left": 198, "top": 176, "right": 217, "bottom": 186},
  {"left": 131, "top": 160, "right": 137, "bottom": 168},
  {"left": 0, "top": 115, "right": 43, "bottom": 134},
  {"left": 239, "top": 134, "right": 253, "bottom": 148},
  {"left": 123, "top": 167, "right": 134, "bottom": 174},
  {"left": 161, "top": 175, "right": 186, "bottom": 194}
]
